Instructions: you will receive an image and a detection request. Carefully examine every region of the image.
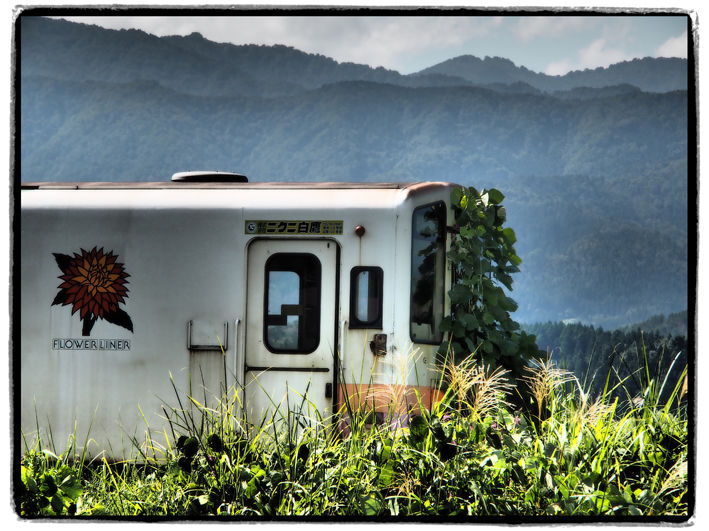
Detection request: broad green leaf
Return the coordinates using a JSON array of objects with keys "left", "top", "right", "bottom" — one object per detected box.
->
[
  {"left": 490, "top": 305, "right": 508, "bottom": 322},
  {"left": 181, "top": 437, "right": 199, "bottom": 458},
  {"left": 483, "top": 288, "right": 499, "bottom": 306},
  {"left": 449, "top": 284, "right": 473, "bottom": 304},
  {"left": 50, "top": 493, "right": 65, "bottom": 515},
  {"left": 460, "top": 226, "right": 478, "bottom": 239},
  {"left": 378, "top": 462, "right": 395, "bottom": 487},
  {"left": 409, "top": 415, "right": 428, "bottom": 441},
  {"left": 59, "top": 474, "right": 82, "bottom": 500},
  {"left": 499, "top": 295, "right": 518, "bottom": 312},
  {"left": 487, "top": 188, "right": 505, "bottom": 204},
  {"left": 25, "top": 475, "right": 39, "bottom": 494},
  {"left": 494, "top": 457, "right": 508, "bottom": 469},
  {"left": 464, "top": 336, "right": 477, "bottom": 353},
  {"left": 459, "top": 312, "right": 479, "bottom": 330},
  {"left": 361, "top": 494, "right": 382, "bottom": 516},
  {"left": 380, "top": 444, "right": 392, "bottom": 462},
  {"left": 40, "top": 474, "right": 58, "bottom": 497},
  {"left": 494, "top": 271, "right": 514, "bottom": 290},
  {"left": 451, "top": 187, "right": 464, "bottom": 206},
  {"left": 502, "top": 227, "right": 516, "bottom": 244},
  {"left": 244, "top": 479, "right": 258, "bottom": 500}
]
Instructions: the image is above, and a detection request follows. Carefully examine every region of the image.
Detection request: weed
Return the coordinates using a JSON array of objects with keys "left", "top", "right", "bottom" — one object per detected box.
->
[{"left": 17, "top": 347, "right": 689, "bottom": 519}]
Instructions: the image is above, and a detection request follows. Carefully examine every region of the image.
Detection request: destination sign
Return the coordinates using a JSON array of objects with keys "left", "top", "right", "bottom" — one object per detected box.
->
[{"left": 245, "top": 220, "right": 343, "bottom": 235}]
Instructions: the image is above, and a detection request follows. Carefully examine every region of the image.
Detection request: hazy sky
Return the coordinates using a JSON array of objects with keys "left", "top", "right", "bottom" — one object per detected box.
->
[{"left": 55, "top": 11, "right": 690, "bottom": 75}]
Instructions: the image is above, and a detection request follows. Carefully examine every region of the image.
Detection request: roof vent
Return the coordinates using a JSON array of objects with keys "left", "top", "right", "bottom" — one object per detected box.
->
[{"left": 171, "top": 171, "right": 248, "bottom": 183}]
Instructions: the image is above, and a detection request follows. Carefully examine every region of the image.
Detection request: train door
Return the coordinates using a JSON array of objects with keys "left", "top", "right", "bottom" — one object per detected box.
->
[{"left": 244, "top": 239, "right": 338, "bottom": 430}]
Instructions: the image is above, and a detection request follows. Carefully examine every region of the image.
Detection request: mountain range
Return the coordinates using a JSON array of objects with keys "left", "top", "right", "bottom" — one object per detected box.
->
[
  {"left": 17, "top": 15, "right": 693, "bottom": 329},
  {"left": 21, "top": 16, "right": 688, "bottom": 98}
]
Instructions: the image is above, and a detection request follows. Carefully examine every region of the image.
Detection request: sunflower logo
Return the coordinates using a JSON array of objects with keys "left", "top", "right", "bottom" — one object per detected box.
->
[{"left": 51, "top": 247, "right": 134, "bottom": 336}]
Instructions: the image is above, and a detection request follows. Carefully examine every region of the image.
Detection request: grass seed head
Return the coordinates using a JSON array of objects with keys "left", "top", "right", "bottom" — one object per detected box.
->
[
  {"left": 439, "top": 351, "right": 513, "bottom": 419},
  {"left": 521, "top": 356, "right": 576, "bottom": 418}
]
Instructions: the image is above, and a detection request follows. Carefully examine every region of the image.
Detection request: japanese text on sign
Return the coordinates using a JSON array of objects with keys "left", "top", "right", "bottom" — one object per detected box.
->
[{"left": 245, "top": 220, "right": 343, "bottom": 235}]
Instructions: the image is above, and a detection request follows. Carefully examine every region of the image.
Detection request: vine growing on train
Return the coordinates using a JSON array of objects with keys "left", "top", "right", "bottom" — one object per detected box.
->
[{"left": 441, "top": 186, "right": 541, "bottom": 378}]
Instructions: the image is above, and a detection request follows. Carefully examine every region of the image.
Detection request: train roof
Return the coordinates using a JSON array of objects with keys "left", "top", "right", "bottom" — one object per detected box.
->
[
  {"left": 20, "top": 180, "right": 459, "bottom": 211},
  {"left": 21, "top": 181, "right": 455, "bottom": 192}
]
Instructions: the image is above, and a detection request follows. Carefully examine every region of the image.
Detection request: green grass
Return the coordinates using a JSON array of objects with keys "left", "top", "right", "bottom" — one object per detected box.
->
[{"left": 17, "top": 352, "right": 690, "bottom": 519}]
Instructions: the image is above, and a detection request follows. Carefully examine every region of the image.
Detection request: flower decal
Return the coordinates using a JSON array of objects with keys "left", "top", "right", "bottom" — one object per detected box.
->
[{"left": 51, "top": 247, "right": 133, "bottom": 336}]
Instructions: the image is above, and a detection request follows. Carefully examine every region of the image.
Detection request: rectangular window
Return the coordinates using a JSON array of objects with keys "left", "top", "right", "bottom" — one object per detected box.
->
[
  {"left": 411, "top": 202, "right": 446, "bottom": 344},
  {"left": 264, "top": 253, "right": 321, "bottom": 353},
  {"left": 349, "top": 267, "right": 383, "bottom": 329}
]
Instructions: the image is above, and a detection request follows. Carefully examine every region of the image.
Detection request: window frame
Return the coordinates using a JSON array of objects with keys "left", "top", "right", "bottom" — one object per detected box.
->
[
  {"left": 410, "top": 200, "right": 447, "bottom": 345},
  {"left": 263, "top": 252, "right": 322, "bottom": 354},
  {"left": 349, "top": 266, "right": 384, "bottom": 329}
]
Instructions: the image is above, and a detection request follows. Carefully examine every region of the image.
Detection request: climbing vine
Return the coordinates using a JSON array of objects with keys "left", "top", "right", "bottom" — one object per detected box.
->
[{"left": 441, "top": 186, "right": 541, "bottom": 378}]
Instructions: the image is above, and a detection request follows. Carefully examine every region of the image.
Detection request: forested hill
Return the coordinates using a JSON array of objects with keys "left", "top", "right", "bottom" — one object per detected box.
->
[
  {"left": 525, "top": 312, "right": 688, "bottom": 402},
  {"left": 417, "top": 54, "right": 687, "bottom": 93},
  {"left": 21, "top": 16, "right": 688, "bottom": 97},
  {"left": 18, "top": 16, "right": 691, "bottom": 330}
]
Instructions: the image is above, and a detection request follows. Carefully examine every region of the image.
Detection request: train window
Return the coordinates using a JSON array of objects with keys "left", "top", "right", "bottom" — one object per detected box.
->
[
  {"left": 349, "top": 267, "right": 383, "bottom": 329},
  {"left": 410, "top": 201, "right": 446, "bottom": 344},
  {"left": 264, "top": 253, "right": 321, "bottom": 353}
]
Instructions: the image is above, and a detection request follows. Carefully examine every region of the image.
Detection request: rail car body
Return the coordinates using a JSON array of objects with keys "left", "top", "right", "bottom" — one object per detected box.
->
[{"left": 19, "top": 176, "right": 457, "bottom": 457}]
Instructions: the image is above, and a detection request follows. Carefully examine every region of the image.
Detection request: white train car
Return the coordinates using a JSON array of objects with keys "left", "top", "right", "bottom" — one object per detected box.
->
[{"left": 19, "top": 173, "right": 457, "bottom": 458}]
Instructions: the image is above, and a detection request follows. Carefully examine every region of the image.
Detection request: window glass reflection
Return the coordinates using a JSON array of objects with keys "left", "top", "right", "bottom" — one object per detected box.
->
[
  {"left": 265, "top": 254, "right": 321, "bottom": 353},
  {"left": 411, "top": 202, "right": 446, "bottom": 343}
]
